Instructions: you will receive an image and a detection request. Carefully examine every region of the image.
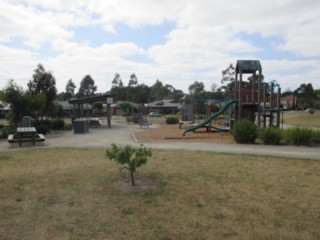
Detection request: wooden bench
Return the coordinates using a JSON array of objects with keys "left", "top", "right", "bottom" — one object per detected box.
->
[
  {"left": 88, "top": 118, "right": 102, "bottom": 128},
  {"left": 8, "top": 133, "right": 45, "bottom": 146},
  {"left": 138, "top": 119, "right": 150, "bottom": 128},
  {"left": 126, "top": 116, "right": 142, "bottom": 124}
]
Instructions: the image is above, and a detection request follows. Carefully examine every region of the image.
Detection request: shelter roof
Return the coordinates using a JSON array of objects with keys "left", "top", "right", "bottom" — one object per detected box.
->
[
  {"left": 58, "top": 101, "right": 92, "bottom": 110},
  {"left": 68, "top": 93, "right": 115, "bottom": 104}
]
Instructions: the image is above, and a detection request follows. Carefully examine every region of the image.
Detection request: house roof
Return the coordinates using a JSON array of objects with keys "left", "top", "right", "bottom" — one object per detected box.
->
[
  {"left": 111, "top": 101, "right": 139, "bottom": 109},
  {"left": 0, "top": 101, "right": 11, "bottom": 110},
  {"left": 147, "top": 99, "right": 180, "bottom": 108},
  {"left": 281, "top": 95, "right": 295, "bottom": 101}
]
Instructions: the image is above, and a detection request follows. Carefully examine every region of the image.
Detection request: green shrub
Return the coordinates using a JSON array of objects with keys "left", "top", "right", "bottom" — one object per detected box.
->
[
  {"left": 0, "top": 126, "right": 15, "bottom": 139},
  {"left": 35, "top": 124, "right": 50, "bottom": 135},
  {"left": 51, "top": 118, "right": 65, "bottom": 130},
  {"left": 197, "top": 114, "right": 207, "bottom": 120},
  {"left": 105, "top": 144, "right": 152, "bottom": 186},
  {"left": 33, "top": 119, "right": 51, "bottom": 134},
  {"left": 284, "top": 127, "right": 314, "bottom": 145},
  {"left": 259, "top": 127, "right": 283, "bottom": 145},
  {"left": 33, "top": 119, "right": 51, "bottom": 128},
  {"left": 165, "top": 116, "right": 179, "bottom": 124},
  {"left": 233, "top": 119, "right": 257, "bottom": 144},
  {"left": 311, "top": 130, "right": 320, "bottom": 144}
]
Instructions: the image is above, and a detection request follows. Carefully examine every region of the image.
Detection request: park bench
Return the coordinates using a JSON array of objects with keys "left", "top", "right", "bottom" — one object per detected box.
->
[
  {"left": 88, "top": 118, "right": 102, "bottom": 128},
  {"left": 8, "top": 133, "right": 45, "bottom": 146},
  {"left": 138, "top": 119, "right": 151, "bottom": 128},
  {"left": 126, "top": 116, "right": 143, "bottom": 124},
  {"left": 7, "top": 127, "right": 45, "bottom": 146}
]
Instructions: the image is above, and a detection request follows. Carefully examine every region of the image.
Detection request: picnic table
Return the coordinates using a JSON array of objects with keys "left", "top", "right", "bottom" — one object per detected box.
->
[{"left": 8, "top": 127, "right": 45, "bottom": 146}]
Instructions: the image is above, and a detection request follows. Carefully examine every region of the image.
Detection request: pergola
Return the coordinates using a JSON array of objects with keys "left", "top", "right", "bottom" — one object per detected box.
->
[
  {"left": 235, "top": 60, "right": 262, "bottom": 127},
  {"left": 69, "top": 93, "right": 115, "bottom": 128}
]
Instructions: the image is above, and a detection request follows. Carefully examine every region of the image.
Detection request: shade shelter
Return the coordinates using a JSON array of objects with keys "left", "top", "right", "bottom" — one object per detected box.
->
[
  {"left": 69, "top": 94, "right": 115, "bottom": 128},
  {"left": 235, "top": 60, "right": 262, "bottom": 127}
]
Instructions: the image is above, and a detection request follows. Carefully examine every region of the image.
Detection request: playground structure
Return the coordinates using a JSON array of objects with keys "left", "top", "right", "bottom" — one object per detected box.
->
[
  {"left": 262, "top": 80, "right": 282, "bottom": 128},
  {"left": 180, "top": 95, "right": 237, "bottom": 136},
  {"left": 234, "top": 60, "right": 262, "bottom": 126},
  {"left": 182, "top": 100, "right": 237, "bottom": 136},
  {"left": 182, "top": 60, "right": 283, "bottom": 136},
  {"left": 235, "top": 60, "right": 282, "bottom": 128}
]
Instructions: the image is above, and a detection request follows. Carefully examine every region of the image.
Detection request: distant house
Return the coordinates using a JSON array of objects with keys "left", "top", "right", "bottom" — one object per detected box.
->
[
  {"left": 280, "top": 95, "right": 298, "bottom": 109},
  {"left": 0, "top": 101, "right": 10, "bottom": 119},
  {"left": 111, "top": 101, "right": 139, "bottom": 116},
  {"left": 146, "top": 99, "right": 180, "bottom": 115}
]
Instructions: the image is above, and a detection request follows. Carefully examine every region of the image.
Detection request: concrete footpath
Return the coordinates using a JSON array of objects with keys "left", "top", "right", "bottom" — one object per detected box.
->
[{"left": 0, "top": 119, "right": 319, "bottom": 160}]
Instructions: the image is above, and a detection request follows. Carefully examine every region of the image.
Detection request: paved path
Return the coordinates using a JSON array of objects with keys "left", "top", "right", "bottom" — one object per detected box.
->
[{"left": 1, "top": 119, "right": 319, "bottom": 160}]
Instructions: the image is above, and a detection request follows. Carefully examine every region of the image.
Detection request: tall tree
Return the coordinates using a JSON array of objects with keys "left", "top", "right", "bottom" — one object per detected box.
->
[
  {"left": 112, "top": 73, "right": 123, "bottom": 88},
  {"left": 134, "top": 84, "right": 151, "bottom": 103},
  {"left": 126, "top": 73, "right": 138, "bottom": 101},
  {"left": 294, "top": 83, "right": 317, "bottom": 108},
  {"left": 28, "top": 64, "right": 57, "bottom": 117},
  {"left": 77, "top": 75, "right": 97, "bottom": 97},
  {"left": 188, "top": 81, "right": 206, "bottom": 99},
  {"left": 150, "top": 80, "right": 166, "bottom": 100},
  {"left": 64, "top": 79, "right": 76, "bottom": 100},
  {"left": 1, "top": 80, "right": 27, "bottom": 124},
  {"left": 110, "top": 73, "right": 126, "bottom": 101},
  {"left": 221, "top": 63, "right": 236, "bottom": 99}
]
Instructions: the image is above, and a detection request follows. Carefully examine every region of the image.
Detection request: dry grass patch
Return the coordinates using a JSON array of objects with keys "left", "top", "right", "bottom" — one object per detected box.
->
[
  {"left": 0, "top": 148, "right": 319, "bottom": 240},
  {"left": 284, "top": 111, "right": 320, "bottom": 128}
]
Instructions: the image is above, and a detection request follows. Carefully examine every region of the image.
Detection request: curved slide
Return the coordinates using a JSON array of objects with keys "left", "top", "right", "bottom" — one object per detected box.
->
[{"left": 183, "top": 100, "right": 238, "bottom": 136}]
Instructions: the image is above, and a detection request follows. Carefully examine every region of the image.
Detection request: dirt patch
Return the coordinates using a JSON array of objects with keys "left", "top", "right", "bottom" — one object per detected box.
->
[
  {"left": 134, "top": 123, "right": 235, "bottom": 143},
  {"left": 112, "top": 175, "right": 161, "bottom": 192}
]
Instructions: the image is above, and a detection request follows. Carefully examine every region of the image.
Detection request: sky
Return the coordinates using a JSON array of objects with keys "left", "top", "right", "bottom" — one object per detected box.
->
[{"left": 0, "top": 0, "right": 319, "bottom": 94}]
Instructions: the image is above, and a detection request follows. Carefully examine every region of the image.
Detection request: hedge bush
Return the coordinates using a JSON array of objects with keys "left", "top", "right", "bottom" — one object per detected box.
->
[
  {"left": 259, "top": 127, "right": 283, "bottom": 145},
  {"left": 33, "top": 119, "right": 51, "bottom": 135},
  {"left": 51, "top": 118, "right": 65, "bottom": 130},
  {"left": 311, "top": 130, "right": 320, "bottom": 144},
  {"left": 284, "top": 127, "right": 314, "bottom": 145},
  {"left": 165, "top": 116, "right": 179, "bottom": 124},
  {"left": 0, "top": 126, "right": 15, "bottom": 139},
  {"left": 233, "top": 119, "right": 257, "bottom": 144}
]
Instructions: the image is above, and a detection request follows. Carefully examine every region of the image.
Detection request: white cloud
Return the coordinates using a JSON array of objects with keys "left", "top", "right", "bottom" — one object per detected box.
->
[
  {"left": 0, "top": 44, "right": 40, "bottom": 87},
  {"left": 0, "top": 1, "right": 74, "bottom": 49},
  {"left": 0, "top": 0, "right": 319, "bottom": 94}
]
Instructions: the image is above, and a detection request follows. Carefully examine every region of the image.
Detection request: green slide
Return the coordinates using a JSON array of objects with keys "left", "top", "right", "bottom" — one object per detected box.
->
[{"left": 183, "top": 100, "right": 238, "bottom": 136}]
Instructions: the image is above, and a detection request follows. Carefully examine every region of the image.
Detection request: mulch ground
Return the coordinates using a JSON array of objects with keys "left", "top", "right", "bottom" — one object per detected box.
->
[{"left": 134, "top": 122, "right": 235, "bottom": 143}]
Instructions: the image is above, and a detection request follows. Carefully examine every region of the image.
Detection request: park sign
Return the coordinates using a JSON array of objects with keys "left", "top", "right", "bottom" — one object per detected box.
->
[{"left": 107, "top": 97, "right": 113, "bottom": 104}]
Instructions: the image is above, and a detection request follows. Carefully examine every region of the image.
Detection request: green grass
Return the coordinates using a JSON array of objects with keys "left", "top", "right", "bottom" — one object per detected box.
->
[
  {"left": 0, "top": 119, "right": 9, "bottom": 126},
  {"left": 0, "top": 148, "right": 319, "bottom": 240},
  {"left": 284, "top": 111, "right": 320, "bottom": 128}
]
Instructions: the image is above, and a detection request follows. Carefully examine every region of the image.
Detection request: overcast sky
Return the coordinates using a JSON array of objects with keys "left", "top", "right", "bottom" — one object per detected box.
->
[{"left": 1, "top": 0, "right": 319, "bottom": 94}]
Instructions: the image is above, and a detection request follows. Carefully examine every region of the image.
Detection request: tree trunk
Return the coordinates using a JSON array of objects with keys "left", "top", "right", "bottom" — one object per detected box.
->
[{"left": 130, "top": 171, "right": 135, "bottom": 186}]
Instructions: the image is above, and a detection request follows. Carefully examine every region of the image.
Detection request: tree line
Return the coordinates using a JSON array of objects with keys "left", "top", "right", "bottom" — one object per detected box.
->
[{"left": 1, "top": 63, "right": 319, "bottom": 125}]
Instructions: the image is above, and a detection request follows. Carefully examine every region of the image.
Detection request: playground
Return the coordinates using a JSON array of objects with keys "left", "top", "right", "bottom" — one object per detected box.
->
[{"left": 134, "top": 119, "right": 235, "bottom": 143}]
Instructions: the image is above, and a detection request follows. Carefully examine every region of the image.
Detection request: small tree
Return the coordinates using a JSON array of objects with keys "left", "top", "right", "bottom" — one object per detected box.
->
[
  {"left": 119, "top": 101, "right": 133, "bottom": 115},
  {"left": 105, "top": 144, "right": 152, "bottom": 186}
]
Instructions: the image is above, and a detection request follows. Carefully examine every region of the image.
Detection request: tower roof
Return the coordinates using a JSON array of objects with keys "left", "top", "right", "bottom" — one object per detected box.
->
[{"left": 236, "top": 60, "right": 262, "bottom": 74}]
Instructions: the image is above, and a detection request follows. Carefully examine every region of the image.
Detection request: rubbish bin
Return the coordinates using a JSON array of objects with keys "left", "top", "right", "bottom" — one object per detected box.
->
[{"left": 73, "top": 119, "right": 88, "bottom": 133}]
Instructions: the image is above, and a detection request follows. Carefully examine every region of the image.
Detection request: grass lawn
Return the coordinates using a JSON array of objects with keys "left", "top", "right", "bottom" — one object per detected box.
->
[
  {"left": 0, "top": 119, "right": 9, "bottom": 126},
  {"left": 284, "top": 111, "right": 320, "bottom": 128},
  {"left": 0, "top": 148, "right": 319, "bottom": 240}
]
